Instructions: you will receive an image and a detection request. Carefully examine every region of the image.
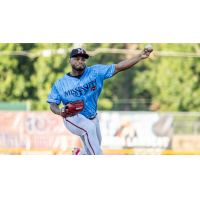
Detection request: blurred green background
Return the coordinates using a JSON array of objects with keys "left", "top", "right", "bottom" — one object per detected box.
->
[{"left": 1, "top": 43, "right": 200, "bottom": 112}]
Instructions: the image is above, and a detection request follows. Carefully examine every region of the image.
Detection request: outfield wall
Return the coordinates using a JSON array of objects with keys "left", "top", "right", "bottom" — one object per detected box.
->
[
  {"left": 172, "top": 135, "right": 200, "bottom": 151},
  {"left": 1, "top": 111, "right": 200, "bottom": 154}
]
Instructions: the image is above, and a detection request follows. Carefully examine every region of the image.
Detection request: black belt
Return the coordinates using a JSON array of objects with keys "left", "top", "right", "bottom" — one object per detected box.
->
[{"left": 87, "top": 113, "right": 97, "bottom": 120}]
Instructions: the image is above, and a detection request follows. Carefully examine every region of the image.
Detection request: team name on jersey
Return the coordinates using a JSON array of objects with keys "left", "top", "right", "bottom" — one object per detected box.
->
[{"left": 65, "top": 79, "right": 97, "bottom": 97}]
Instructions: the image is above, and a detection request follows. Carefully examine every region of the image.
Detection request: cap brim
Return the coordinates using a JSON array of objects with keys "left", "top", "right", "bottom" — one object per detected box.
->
[{"left": 71, "top": 53, "right": 89, "bottom": 59}]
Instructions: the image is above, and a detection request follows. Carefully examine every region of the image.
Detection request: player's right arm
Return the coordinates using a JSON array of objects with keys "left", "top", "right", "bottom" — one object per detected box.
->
[
  {"left": 50, "top": 102, "right": 81, "bottom": 118},
  {"left": 47, "top": 83, "right": 69, "bottom": 117},
  {"left": 50, "top": 102, "right": 62, "bottom": 116}
]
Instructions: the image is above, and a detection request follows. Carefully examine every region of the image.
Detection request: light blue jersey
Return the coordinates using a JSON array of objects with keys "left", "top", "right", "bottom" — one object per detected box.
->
[{"left": 47, "top": 64, "right": 116, "bottom": 118}]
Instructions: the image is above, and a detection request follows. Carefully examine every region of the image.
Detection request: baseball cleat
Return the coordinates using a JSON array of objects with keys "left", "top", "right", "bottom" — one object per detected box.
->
[{"left": 72, "top": 148, "right": 80, "bottom": 155}]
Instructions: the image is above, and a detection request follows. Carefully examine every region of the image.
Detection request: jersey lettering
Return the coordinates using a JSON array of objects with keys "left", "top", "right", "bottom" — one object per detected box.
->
[{"left": 65, "top": 79, "right": 97, "bottom": 97}]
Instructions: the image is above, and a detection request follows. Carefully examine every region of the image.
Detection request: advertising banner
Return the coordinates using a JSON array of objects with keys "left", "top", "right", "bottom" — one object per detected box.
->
[
  {"left": 0, "top": 111, "right": 173, "bottom": 153},
  {"left": 0, "top": 111, "right": 81, "bottom": 151},
  {"left": 98, "top": 111, "right": 173, "bottom": 150}
]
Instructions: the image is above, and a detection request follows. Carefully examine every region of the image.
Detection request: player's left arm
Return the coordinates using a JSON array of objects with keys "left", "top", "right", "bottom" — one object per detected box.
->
[{"left": 113, "top": 47, "right": 153, "bottom": 76}]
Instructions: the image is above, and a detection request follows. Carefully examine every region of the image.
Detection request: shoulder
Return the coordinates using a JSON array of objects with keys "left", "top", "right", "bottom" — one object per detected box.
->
[
  {"left": 85, "top": 66, "right": 99, "bottom": 78},
  {"left": 54, "top": 74, "right": 68, "bottom": 87},
  {"left": 88, "top": 64, "right": 105, "bottom": 73},
  {"left": 90, "top": 64, "right": 115, "bottom": 70},
  {"left": 90, "top": 64, "right": 103, "bottom": 69}
]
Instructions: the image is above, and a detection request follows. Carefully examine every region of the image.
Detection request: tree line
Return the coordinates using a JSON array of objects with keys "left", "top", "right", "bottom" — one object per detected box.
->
[{"left": 1, "top": 43, "right": 200, "bottom": 111}]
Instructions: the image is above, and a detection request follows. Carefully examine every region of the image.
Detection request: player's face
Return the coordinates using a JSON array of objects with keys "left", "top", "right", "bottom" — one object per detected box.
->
[{"left": 70, "top": 56, "right": 87, "bottom": 72}]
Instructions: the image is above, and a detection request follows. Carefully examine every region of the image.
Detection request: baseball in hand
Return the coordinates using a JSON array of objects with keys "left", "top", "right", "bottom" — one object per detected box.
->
[{"left": 145, "top": 44, "right": 153, "bottom": 52}]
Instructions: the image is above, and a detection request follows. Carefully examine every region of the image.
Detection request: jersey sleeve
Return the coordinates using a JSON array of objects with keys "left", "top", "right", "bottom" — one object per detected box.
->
[
  {"left": 46, "top": 84, "right": 61, "bottom": 105},
  {"left": 95, "top": 64, "right": 116, "bottom": 80}
]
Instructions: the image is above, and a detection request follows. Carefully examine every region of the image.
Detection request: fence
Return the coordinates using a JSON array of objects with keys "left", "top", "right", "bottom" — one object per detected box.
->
[
  {"left": 168, "top": 112, "right": 200, "bottom": 135},
  {"left": 0, "top": 102, "right": 30, "bottom": 111}
]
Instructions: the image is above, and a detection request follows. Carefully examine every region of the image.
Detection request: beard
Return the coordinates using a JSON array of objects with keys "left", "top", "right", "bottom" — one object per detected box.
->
[{"left": 72, "top": 64, "right": 86, "bottom": 72}]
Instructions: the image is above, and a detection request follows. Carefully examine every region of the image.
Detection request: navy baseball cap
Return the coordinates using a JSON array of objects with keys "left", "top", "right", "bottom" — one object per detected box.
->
[{"left": 70, "top": 48, "right": 89, "bottom": 59}]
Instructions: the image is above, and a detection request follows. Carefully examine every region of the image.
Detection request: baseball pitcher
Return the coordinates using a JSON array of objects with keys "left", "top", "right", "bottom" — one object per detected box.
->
[{"left": 47, "top": 46, "right": 153, "bottom": 155}]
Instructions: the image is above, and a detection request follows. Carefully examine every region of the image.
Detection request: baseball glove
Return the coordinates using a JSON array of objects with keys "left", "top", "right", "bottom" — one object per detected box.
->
[{"left": 61, "top": 100, "right": 84, "bottom": 118}]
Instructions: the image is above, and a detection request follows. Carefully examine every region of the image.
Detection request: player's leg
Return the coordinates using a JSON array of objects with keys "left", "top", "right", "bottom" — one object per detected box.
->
[
  {"left": 80, "top": 114, "right": 102, "bottom": 154},
  {"left": 78, "top": 135, "right": 91, "bottom": 155},
  {"left": 63, "top": 114, "right": 103, "bottom": 155},
  {"left": 91, "top": 114, "right": 102, "bottom": 145},
  {"left": 78, "top": 114, "right": 102, "bottom": 155},
  {"left": 80, "top": 124, "right": 103, "bottom": 155}
]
